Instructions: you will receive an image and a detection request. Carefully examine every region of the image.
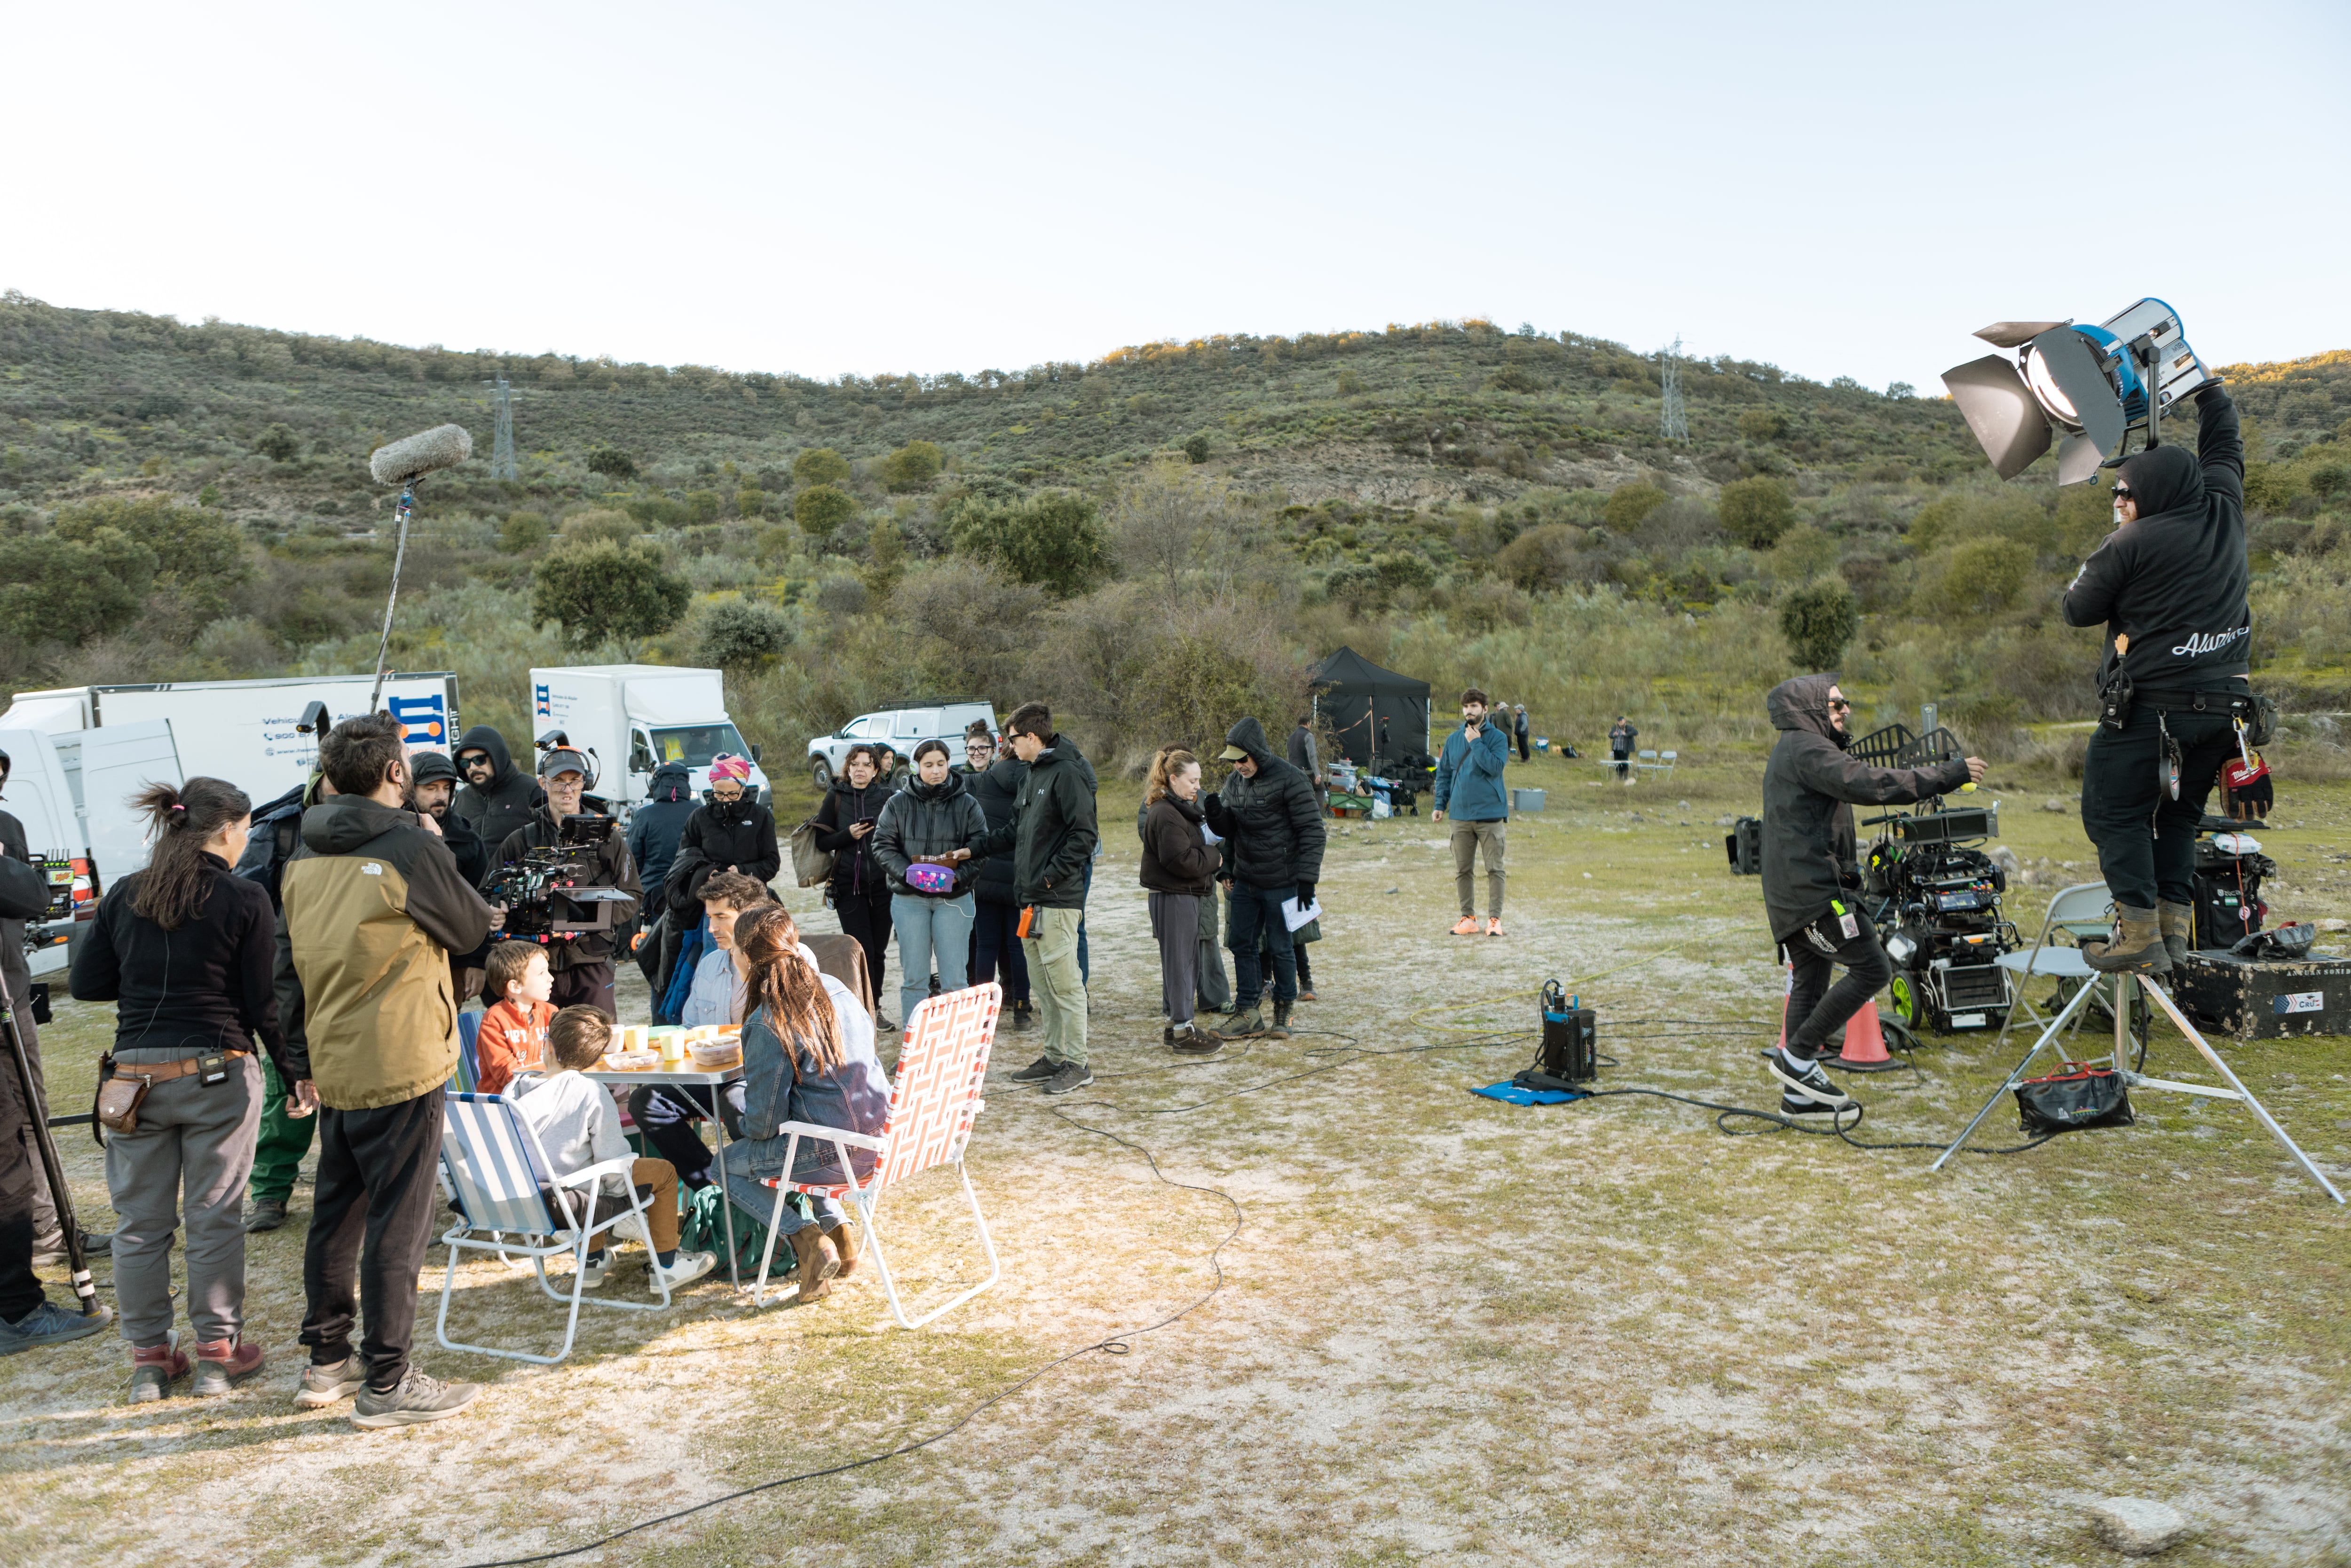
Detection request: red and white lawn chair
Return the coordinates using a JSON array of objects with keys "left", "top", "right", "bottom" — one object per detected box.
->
[{"left": 750, "top": 982, "right": 1001, "bottom": 1325}]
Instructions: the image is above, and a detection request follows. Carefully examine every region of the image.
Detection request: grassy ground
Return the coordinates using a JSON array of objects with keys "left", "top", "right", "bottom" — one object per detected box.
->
[{"left": 4, "top": 748, "right": 2347, "bottom": 1567}]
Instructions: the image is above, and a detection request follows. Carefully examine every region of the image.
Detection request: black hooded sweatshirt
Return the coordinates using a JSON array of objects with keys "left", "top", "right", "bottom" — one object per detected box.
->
[
  {"left": 407, "top": 749, "right": 489, "bottom": 889},
  {"left": 452, "top": 725, "right": 544, "bottom": 852},
  {"left": 1760, "top": 675, "right": 1971, "bottom": 940},
  {"left": 1203, "top": 717, "right": 1327, "bottom": 892},
  {"left": 2061, "top": 387, "right": 2247, "bottom": 695},
  {"left": 968, "top": 754, "right": 1029, "bottom": 907},
  {"left": 626, "top": 761, "right": 697, "bottom": 898}
]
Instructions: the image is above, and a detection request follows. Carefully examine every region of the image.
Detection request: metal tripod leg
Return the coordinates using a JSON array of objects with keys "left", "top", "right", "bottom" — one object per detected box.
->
[
  {"left": 1930, "top": 964, "right": 2106, "bottom": 1171},
  {"left": 2132, "top": 978, "right": 2345, "bottom": 1204}
]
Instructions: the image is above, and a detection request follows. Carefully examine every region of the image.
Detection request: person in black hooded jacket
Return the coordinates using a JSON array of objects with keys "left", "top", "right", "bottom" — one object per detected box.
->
[
  {"left": 811, "top": 745, "right": 899, "bottom": 1025},
  {"left": 967, "top": 744, "right": 1034, "bottom": 1029},
  {"left": 1203, "top": 715, "right": 1325, "bottom": 1042},
  {"left": 452, "top": 726, "right": 543, "bottom": 853},
  {"left": 675, "top": 753, "right": 781, "bottom": 903},
  {"left": 2061, "top": 380, "right": 2248, "bottom": 973},
  {"left": 627, "top": 761, "right": 697, "bottom": 908},
  {"left": 1759, "top": 674, "right": 1979, "bottom": 1116}
]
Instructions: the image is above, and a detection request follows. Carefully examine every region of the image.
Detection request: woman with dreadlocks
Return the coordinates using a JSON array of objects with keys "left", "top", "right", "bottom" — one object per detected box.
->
[{"left": 719, "top": 906, "right": 891, "bottom": 1303}]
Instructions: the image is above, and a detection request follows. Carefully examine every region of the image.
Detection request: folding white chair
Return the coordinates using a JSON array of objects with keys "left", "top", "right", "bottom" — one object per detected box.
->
[
  {"left": 749, "top": 983, "right": 1002, "bottom": 1326},
  {"left": 1991, "top": 881, "right": 2115, "bottom": 1055},
  {"left": 435, "top": 1091, "right": 676, "bottom": 1365}
]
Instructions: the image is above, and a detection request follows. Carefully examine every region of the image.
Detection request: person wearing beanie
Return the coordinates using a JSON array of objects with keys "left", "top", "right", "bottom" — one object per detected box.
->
[
  {"left": 673, "top": 753, "right": 780, "bottom": 906},
  {"left": 2062, "top": 378, "right": 2249, "bottom": 973}
]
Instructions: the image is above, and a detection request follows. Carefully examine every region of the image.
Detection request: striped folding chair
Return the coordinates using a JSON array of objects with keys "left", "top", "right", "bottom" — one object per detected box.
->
[
  {"left": 749, "top": 983, "right": 1002, "bottom": 1326},
  {"left": 435, "top": 1092, "right": 676, "bottom": 1365},
  {"left": 452, "top": 1010, "right": 482, "bottom": 1094}
]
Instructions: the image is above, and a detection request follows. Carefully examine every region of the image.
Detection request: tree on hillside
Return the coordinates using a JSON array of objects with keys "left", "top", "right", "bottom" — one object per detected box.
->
[
  {"left": 950, "top": 489, "right": 1108, "bottom": 597},
  {"left": 696, "top": 599, "right": 794, "bottom": 670},
  {"left": 1720, "top": 476, "right": 1796, "bottom": 549},
  {"left": 794, "top": 483, "right": 859, "bottom": 543},
  {"left": 52, "top": 495, "right": 248, "bottom": 619},
  {"left": 531, "top": 541, "right": 690, "bottom": 647},
  {"left": 254, "top": 423, "right": 300, "bottom": 463},
  {"left": 1738, "top": 407, "right": 1788, "bottom": 442},
  {"left": 793, "top": 448, "right": 851, "bottom": 488},
  {"left": 0, "top": 527, "right": 157, "bottom": 646},
  {"left": 500, "top": 511, "right": 550, "bottom": 552},
  {"left": 1780, "top": 580, "right": 1859, "bottom": 670},
  {"left": 586, "top": 444, "right": 638, "bottom": 481},
  {"left": 1603, "top": 481, "right": 1668, "bottom": 533},
  {"left": 877, "top": 440, "right": 943, "bottom": 493}
]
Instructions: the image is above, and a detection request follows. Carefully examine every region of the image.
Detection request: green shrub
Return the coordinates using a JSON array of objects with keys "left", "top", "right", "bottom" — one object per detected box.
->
[
  {"left": 255, "top": 423, "right": 300, "bottom": 463},
  {"left": 877, "top": 440, "right": 944, "bottom": 493},
  {"left": 1604, "top": 482, "right": 1669, "bottom": 533},
  {"left": 622, "top": 495, "right": 688, "bottom": 529},
  {"left": 794, "top": 483, "right": 859, "bottom": 542},
  {"left": 560, "top": 509, "right": 636, "bottom": 547},
  {"left": 1779, "top": 580, "right": 1858, "bottom": 670},
  {"left": 1373, "top": 551, "right": 1436, "bottom": 592},
  {"left": 0, "top": 527, "right": 157, "bottom": 646},
  {"left": 586, "top": 445, "right": 637, "bottom": 481},
  {"left": 793, "top": 448, "right": 851, "bottom": 488},
  {"left": 1939, "top": 536, "right": 2034, "bottom": 614},
  {"left": 500, "top": 511, "right": 550, "bottom": 552},
  {"left": 1492, "top": 524, "right": 1582, "bottom": 591},
  {"left": 1182, "top": 434, "right": 1213, "bottom": 465},
  {"left": 735, "top": 486, "right": 768, "bottom": 519},
  {"left": 685, "top": 489, "right": 723, "bottom": 524},
  {"left": 531, "top": 541, "right": 690, "bottom": 647},
  {"left": 697, "top": 599, "right": 795, "bottom": 669},
  {"left": 1738, "top": 407, "right": 1788, "bottom": 441},
  {"left": 1720, "top": 476, "right": 1795, "bottom": 548},
  {"left": 949, "top": 490, "right": 1108, "bottom": 597}
]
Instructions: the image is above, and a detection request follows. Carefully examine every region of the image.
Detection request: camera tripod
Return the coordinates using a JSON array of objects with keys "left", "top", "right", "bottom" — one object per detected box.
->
[
  {"left": 3, "top": 997, "right": 105, "bottom": 1313},
  {"left": 1931, "top": 969, "right": 2344, "bottom": 1202}
]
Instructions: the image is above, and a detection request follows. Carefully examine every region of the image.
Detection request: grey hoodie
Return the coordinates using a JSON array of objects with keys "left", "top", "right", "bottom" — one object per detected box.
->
[{"left": 1759, "top": 675, "right": 1970, "bottom": 940}]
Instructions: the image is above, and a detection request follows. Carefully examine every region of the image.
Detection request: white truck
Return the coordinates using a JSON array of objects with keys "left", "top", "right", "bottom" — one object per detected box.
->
[
  {"left": 0, "top": 720, "right": 185, "bottom": 975},
  {"left": 5, "top": 672, "right": 460, "bottom": 810},
  {"left": 528, "top": 664, "right": 771, "bottom": 812},
  {"left": 806, "top": 698, "right": 1000, "bottom": 788}
]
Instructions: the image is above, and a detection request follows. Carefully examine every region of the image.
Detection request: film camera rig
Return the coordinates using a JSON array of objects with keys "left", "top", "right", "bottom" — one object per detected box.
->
[
  {"left": 1851, "top": 722, "right": 2019, "bottom": 1034},
  {"left": 481, "top": 812, "right": 632, "bottom": 943}
]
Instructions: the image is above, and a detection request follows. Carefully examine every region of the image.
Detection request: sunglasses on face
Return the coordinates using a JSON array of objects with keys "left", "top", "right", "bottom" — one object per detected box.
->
[
  {"left": 1828, "top": 699, "right": 1851, "bottom": 712},
  {"left": 2112, "top": 486, "right": 2132, "bottom": 500}
]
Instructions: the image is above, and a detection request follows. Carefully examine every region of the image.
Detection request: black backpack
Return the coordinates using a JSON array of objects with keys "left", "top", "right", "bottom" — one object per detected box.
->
[{"left": 232, "top": 784, "right": 309, "bottom": 912}]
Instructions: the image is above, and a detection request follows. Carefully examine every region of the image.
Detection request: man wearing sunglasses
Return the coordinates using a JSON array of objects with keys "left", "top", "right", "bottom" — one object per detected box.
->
[
  {"left": 1759, "top": 675, "right": 1982, "bottom": 1115},
  {"left": 2061, "top": 377, "right": 2246, "bottom": 974}
]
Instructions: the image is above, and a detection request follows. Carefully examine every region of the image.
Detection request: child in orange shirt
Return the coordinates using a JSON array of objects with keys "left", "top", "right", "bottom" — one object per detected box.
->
[{"left": 476, "top": 941, "right": 556, "bottom": 1095}]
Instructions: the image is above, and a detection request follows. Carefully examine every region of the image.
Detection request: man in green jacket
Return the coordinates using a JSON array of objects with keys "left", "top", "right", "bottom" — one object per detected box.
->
[
  {"left": 275, "top": 713, "right": 497, "bottom": 1428},
  {"left": 959, "top": 702, "right": 1098, "bottom": 1095}
]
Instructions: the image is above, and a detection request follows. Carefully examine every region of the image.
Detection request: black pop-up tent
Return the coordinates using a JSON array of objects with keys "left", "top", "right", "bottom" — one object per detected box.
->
[{"left": 1309, "top": 646, "right": 1432, "bottom": 770}]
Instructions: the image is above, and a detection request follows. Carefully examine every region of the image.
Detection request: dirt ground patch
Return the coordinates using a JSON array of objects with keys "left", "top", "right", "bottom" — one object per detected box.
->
[{"left": 5, "top": 751, "right": 2347, "bottom": 1567}]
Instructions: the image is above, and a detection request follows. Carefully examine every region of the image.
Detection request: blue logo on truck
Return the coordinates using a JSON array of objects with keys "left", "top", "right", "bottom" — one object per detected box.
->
[
  {"left": 387, "top": 693, "right": 448, "bottom": 748},
  {"left": 535, "top": 683, "right": 552, "bottom": 718}
]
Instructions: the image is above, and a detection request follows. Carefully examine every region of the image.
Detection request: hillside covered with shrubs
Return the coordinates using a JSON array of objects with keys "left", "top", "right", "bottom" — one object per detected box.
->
[{"left": 4, "top": 289, "right": 2348, "bottom": 772}]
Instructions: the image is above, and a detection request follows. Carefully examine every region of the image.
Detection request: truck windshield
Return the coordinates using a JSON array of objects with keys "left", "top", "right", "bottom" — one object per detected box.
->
[{"left": 651, "top": 724, "right": 750, "bottom": 769}]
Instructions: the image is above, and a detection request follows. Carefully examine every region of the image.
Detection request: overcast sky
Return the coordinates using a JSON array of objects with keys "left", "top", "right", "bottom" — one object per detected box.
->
[{"left": 7, "top": 1, "right": 2346, "bottom": 392}]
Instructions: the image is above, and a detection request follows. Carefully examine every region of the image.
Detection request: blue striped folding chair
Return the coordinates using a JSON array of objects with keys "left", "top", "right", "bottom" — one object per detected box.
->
[
  {"left": 452, "top": 1010, "right": 483, "bottom": 1094},
  {"left": 435, "top": 1092, "right": 675, "bottom": 1365}
]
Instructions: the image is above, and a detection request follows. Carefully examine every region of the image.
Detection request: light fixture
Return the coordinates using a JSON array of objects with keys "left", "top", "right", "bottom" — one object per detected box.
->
[{"left": 1941, "top": 298, "right": 2216, "bottom": 484}]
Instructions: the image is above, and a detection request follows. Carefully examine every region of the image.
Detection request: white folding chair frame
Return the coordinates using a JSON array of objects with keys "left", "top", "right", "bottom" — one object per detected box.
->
[
  {"left": 435, "top": 1099, "right": 675, "bottom": 1366},
  {"left": 1989, "top": 881, "right": 2113, "bottom": 1055}
]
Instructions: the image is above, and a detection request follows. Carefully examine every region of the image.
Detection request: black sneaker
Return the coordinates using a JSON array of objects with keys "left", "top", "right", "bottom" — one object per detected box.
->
[
  {"left": 245, "top": 1198, "right": 290, "bottom": 1233},
  {"left": 1041, "top": 1061, "right": 1094, "bottom": 1095},
  {"left": 350, "top": 1366, "right": 481, "bottom": 1429},
  {"left": 1765, "top": 1047, "right": 1853, "bottom": 1111},
  {"left": 1008, "top": 1055, "right": 1057, "bottom": 1083},
  {"left": 1780, "top": 1091, "right": 1842, "bottom": 1117},
  {"left": 1162, "top": 1024, "right": 1176, "bottom": 1046},
  {"left": 1170, "top": 1024, "right": 1222, "bottom": 1056},
  {"left": 1011, "top": 1003, "right": 1035, "bottom": 1032}
]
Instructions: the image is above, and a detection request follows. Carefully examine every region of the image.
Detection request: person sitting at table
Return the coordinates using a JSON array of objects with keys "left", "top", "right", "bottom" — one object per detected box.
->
[
  {"left": 474, "top": 941, "right": 555, "bottom": 1096},
  {"left": 514, "top": 1006, "right": 716, "bottom": 1291},
  {"left": 678, "top": 871, "right": 765, "bottom": 1029},
  {"left": 719, "top": 907, "right": 890, "bottom": 1304}
]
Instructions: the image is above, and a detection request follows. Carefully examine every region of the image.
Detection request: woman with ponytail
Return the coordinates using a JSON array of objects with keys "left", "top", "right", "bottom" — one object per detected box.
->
[
  {"left": 719, "top": 906, "right": 891, "bottom": 1303},
  {"left": 69, "top": 777, "right": 285, "bottom": 1403}
]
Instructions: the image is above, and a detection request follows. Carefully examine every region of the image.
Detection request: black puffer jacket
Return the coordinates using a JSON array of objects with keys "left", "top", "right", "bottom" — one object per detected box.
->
[
  {"left": 452, "top": 726, "right": 543, "bottom": 851},
  {"left": 1760, "top": 674, "right": 1971, "bottom": 940},
  {"left": 1203, "top": 717, "right": 1326, "bottom": 892},
  {"left": 968, "top": 756, "right": 1028, "bottom": 906},
  {"left": 813, "top": 775, "right": 895, "bottom": 900},
  {"left": 677, "top": 793, "right": 781, "bottom": 902},
  {"left": 2062, "top": 386, "right": 2248, "bottom": 695},
  {"left": 873, "top": 772, "right": 989, "bottom": 898},
  {"left": 966, "top": 733, "right": 1098, "bottom": 910}
]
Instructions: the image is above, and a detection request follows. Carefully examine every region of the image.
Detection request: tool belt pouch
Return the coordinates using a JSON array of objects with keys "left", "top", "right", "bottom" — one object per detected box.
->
[
  {"left": 2246, "top": 691, "right": 2279, "bottom": 748},
  {"left": 2095, "top": 668, "right": 2134, "bottom": 732},
  {"left": 95, "top": 1055, "right": 149, "bottom": 1135},
  {"left": 2014, "top": 1061, "right": 2134, "bottom": 1135}
]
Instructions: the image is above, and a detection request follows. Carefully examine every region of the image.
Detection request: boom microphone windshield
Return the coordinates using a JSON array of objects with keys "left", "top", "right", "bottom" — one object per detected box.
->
[{"left": 369, "top": 423, "right": 474, "bottom": 486}]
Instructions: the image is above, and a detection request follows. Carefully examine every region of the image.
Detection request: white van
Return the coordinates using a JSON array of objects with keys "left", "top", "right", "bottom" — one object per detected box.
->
[
  {"left": 529, "top": 664, "right": 771, "bottom": 813},
  {"left": 0, "top": 722, "right": 185, "bottom": 975},
  {"left": 806, "top": 699, "right": 999, "bottom": 788}
]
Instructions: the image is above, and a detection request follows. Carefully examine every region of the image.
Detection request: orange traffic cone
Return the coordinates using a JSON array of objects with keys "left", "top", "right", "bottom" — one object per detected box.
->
[{"left": 1776, "top": 963, "right": 1893, "bottom": 1065}]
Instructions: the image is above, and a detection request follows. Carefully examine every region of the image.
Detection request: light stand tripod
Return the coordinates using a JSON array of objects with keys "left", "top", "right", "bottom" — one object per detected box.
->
[
  {"left": 3, "top": 996, "right": 103, "bottom": 1314},
  {"left": 1933, "top": 969, "right": 2344, "bottom": 1202}
]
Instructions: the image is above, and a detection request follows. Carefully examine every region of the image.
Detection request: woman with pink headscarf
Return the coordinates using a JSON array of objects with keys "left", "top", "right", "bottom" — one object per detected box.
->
[{"left": 672, "top": 752, "right": 781, "bottom": 905}]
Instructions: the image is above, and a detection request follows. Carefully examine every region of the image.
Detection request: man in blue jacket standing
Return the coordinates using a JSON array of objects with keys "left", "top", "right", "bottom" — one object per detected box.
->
[{"left": 1434, "top": 688, "right": 1509, "bottom": 937}]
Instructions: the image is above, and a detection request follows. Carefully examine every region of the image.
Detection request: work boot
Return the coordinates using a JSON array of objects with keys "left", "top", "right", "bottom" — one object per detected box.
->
[
  {"left": 1170, "top": 1023, "right": 1222, "bottom": 1056},
  {"left": 1267, "top": 1002, "right": 1293, "bottom": 1040},
  {"left": 1011, "top": 1000, "right": 1035, "bottom": 1032},
  {"left": 129, "top": 1341, "right": 189, "bottom": 1403},
  {"left": 826, "top": 1221, "right": 862, "bottom": 1279},
  {"left": 1217, "top": 1009, "right": 1266, "bottom": 1042},
  {"left": 2084, "top": 906, "right": 2171, "bottom": 974},
  {"left": 789, "top": 1225, "right": 841, "bottom": 1303},
  {"left": 1162, "top": 1024, "right": 1176, "bottom": 1046},
  {"left": 2157, "top": 900, "right": 2194, "bottom": 967},
  {"left": 191, "top": 1337, "right": 267, "bottom": 1397},
  {"left": 244, "top": 1198, "right": 289, "bottom": 1233}
]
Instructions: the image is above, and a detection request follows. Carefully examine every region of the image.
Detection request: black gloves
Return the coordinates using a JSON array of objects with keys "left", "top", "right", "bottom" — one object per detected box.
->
[{"left": 1295, "top": 881, "right": 1316, "bottom": 906}]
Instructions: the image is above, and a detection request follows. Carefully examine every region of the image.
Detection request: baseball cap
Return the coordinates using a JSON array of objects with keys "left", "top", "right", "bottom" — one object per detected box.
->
[{"left": 1219, "top": 743, "right": 1248, "bottom": 761}]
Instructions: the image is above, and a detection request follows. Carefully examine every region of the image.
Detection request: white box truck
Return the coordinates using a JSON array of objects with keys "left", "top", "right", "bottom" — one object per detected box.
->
[
  {"left": 0, "top": 719, "right": 184, "bottom": 975},
  {"left": 4, "top": 672, "right": 460, "bottom": 812},
  {"left": 528, "top": 664, "right": 770, "bottom": 812}
]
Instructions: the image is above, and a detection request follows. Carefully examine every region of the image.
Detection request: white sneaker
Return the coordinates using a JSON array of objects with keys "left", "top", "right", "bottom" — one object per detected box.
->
[
  {"left": 613, "top": 1212, "right": 654, "bottom": 1250},
  {"left": 651, "top": 1250, "right": 716, "bottom": 1291},
  {"left": 579, "top": 1253, "right": 612, "bottom": 1289}
]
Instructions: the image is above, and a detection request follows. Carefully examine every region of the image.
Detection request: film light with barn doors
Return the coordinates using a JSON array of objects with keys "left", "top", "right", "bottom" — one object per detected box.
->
[{"left": 1941, "top": 298, "right": 2218, "bottom": 485}]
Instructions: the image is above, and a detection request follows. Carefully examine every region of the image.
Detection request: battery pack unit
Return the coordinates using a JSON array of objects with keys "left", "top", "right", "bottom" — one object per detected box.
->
[{"left": 1540, "top": 983, "right": 1597, "bottom": 1083}]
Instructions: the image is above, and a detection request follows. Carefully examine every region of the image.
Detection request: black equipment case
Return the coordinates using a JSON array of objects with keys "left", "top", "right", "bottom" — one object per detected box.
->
[
  {"left": 2173, "top": 947, "right": 2351, "bottom": 1039},
  {"left": 1725, "top": 816, "right": 1761, "bottom": 875}
]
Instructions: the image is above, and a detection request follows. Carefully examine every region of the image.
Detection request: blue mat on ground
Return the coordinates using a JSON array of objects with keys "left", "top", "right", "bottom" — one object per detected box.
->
[{"left": 1471, "top": 1080, "right": 1584, "bottom": 1106}]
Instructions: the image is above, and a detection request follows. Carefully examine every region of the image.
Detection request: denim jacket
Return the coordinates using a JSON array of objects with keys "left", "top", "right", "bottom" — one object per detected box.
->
[{"left": 735, "top": 974, "right": 891, "bottom": 1184}]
